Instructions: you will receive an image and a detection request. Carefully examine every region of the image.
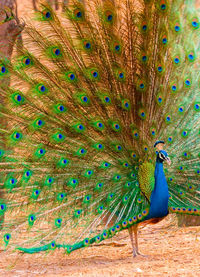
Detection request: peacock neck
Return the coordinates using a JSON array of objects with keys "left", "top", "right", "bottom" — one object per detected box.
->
[{"left": 153, "top": 152, "right": 169, "bottom": 198}]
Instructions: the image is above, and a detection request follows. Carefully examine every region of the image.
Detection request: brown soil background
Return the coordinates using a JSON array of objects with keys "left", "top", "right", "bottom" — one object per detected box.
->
[
  {"left": 0, "top": 217, "right": 200, "bottom": 276},
  {"left": 0, "top": 1, "right": 200, "bottom": 276}
]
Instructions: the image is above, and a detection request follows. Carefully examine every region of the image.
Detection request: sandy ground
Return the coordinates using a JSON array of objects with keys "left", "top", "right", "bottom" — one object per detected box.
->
[
  {"left": 0, "top": 218, "right": 200, "bottom": 277},
  {"left": 0, "top": 1, "right": 199, "bottom": 276}
]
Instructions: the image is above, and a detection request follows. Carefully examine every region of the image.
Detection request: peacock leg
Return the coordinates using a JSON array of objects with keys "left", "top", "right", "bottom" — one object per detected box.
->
[
  {"left": 128, "top": 225, "right": 137, "bottom": 257},
  {"left": 128, "top": 225, "right": 147, "bottom": 257}
]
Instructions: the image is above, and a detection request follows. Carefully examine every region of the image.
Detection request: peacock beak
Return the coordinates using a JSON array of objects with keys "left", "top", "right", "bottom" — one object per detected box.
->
[{"left": 166, "top": 157, "right": 171, "bottom": 166}]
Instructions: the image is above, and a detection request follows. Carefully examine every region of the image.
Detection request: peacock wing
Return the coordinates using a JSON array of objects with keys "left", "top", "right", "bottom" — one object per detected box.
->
[{"left": 138, "top": 162, "right": 155, "bottom": 202}]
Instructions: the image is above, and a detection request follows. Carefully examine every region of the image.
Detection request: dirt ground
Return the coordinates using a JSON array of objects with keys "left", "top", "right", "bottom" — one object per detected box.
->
[
  {"left": 0, "top": 1, "right": 199, "bottom": 276},
  {"left": 0, "top": 217, "right": 200, "bottom": 277}
]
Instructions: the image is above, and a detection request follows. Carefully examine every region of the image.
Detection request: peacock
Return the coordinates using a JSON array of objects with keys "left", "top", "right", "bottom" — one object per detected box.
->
[{"left": 0, "top": 0, "right": 200, "bottom": 258}]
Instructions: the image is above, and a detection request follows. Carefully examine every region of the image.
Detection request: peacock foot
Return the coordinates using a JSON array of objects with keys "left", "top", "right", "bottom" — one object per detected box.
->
[
  {"left": 135, "top": 251, "right": 148, "bottom": 258},
  {"left": 131, "top": 250, "right": 148, "bottom": 258}
]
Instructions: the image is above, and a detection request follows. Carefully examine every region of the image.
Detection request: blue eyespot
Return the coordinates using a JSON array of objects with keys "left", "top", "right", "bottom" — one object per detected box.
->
[
  {"left": 40, "top": 85, "right": 46, "bottom": 92},
  {"left": 59, "top": 105, "right": 64, "bottom": 111},
  {"left": 174, "top": 58, "right": 179, "bottom": 64},
  {"left": 188, "top": 54, "right": 194, "bottom": 60},
  {"left": 25, "top": 58, "right": 31, "bottom": 65},
  {"left": 85, "top": 43, "right": 91, "bottom": 49},
  {"left": 45, "top": 11, "right": 51, "bottom": 18},
  {"left": 93, "top": 71, "right": 98, "bottom": 78},
  {"left": 37, "top": 119, "right": 43, "bottom": 126},
  {"left": 15, "top": 132, "right": 20, "bottom": 139},
  {"left": 107, "top": 15, "right": 113, "bottom": 21},
  {"left": 185, "top": 80, "right": 190, "bottom": 86},
  {"left": 17, "top": 95, "right": 22, "bottom": 101},
  {"left": 115, "top": 45, "right": 120, "bottom": 51},
  {"left": 142, "top": 25, "right": 147, "bottom": 31},
  {"left": 142, "top": 55, "right": 147, "bottom": 61},
  {"left": 26, "top": 171, "right": 30, "bottom": 177},
  {"left": 76, "top": 11, "right": 82, "bottom": 18},
  {"left": 162, "top": 38, "right": 167, "bottom": 44},
  {"left": 1, "top": 66, "right": 6, "bottom": 73},
  {"left": 192, "top": 21, "right": 198, "bottom": 28},
  {"left": 175, "top": 25, "right": 180, "bottom": 32},
  {"left": 70, "top": 74, "right": 75, "bottom": 80},
  {"left": 55, "top": 49, "right": 60, "bottom": 56}
]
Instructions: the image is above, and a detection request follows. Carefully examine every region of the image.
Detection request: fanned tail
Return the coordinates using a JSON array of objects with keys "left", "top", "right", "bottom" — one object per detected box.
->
[{"left": 0, "top": 0, "right": 199, "bottom": 254}]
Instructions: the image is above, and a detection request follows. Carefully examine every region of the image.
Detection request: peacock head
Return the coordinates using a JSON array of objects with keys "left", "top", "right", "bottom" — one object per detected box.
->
[
  {"left": 154, "top": 140, "right": 171, "bottom": 165},
  {"left": 154, "top": 140, "right": 165, "bottom": 151}
]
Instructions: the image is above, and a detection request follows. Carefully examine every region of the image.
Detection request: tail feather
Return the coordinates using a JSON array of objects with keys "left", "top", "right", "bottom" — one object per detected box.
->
[{"left": 0, "top": 0, "right": 199, "bottom": 254}]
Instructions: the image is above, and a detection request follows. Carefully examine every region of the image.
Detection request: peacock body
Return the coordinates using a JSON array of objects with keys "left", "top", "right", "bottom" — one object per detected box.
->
[{"left": 0, "top": 0, "right": 200, "bottom": 256}]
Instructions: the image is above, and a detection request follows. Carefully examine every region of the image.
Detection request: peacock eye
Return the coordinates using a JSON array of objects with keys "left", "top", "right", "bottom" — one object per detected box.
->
[
  {"left": 175, "top": 24, "right": 180, "bottom": 32},
  {"left": 46, "top": 12, "right": 51, "bottom": 18},
  {"left": 69, "top": 73, "right": 75, "bottom": 80},
  {"left": 17, "top": 95, "right": 21, "bottom": 101},
  {"left": 105, "top": 10, "right": 114, "bottom": 23},
  {"left": 93, "top": 71, "right": 98, "bottom": 77},
  {"left": 42, "top": 10, "right": 52, "bottom": 20},
  {"left": 23, "top": 57, "right": 31, "bottom": 65},
  {"left": 41, "top": 86, "right": 45, "bottom": 91},
  {"left": 115, "top": 45, "right": 120, "bottom": 51},
  {"left": 76, "top": 11, "right": 82, "bottom": 18},
  {"left": 162, "top": 38, "right": 167, "bottom": 44},
  {"left": 1, "top": 66, "right": 6, "bottom": 73},
  {"left": 85, "top": 42, "right": 91, "bottom": 49},
  {"left": 74, "top": 8, "right": 84, "bottom": 20},
  {"left": 142, "top": 25, "right": 147, "bottom": 30},
  {"left": 161, "top": 4, "right": 166, "bottom": 10}
]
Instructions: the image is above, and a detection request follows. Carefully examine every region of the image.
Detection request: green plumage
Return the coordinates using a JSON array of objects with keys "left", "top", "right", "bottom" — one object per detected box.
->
[
  {"left": 0, "top": 0, "right": 199, "bottom": 255},
  {"left": 138, "top": 162, "right": 155, "bottom": 201}
]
